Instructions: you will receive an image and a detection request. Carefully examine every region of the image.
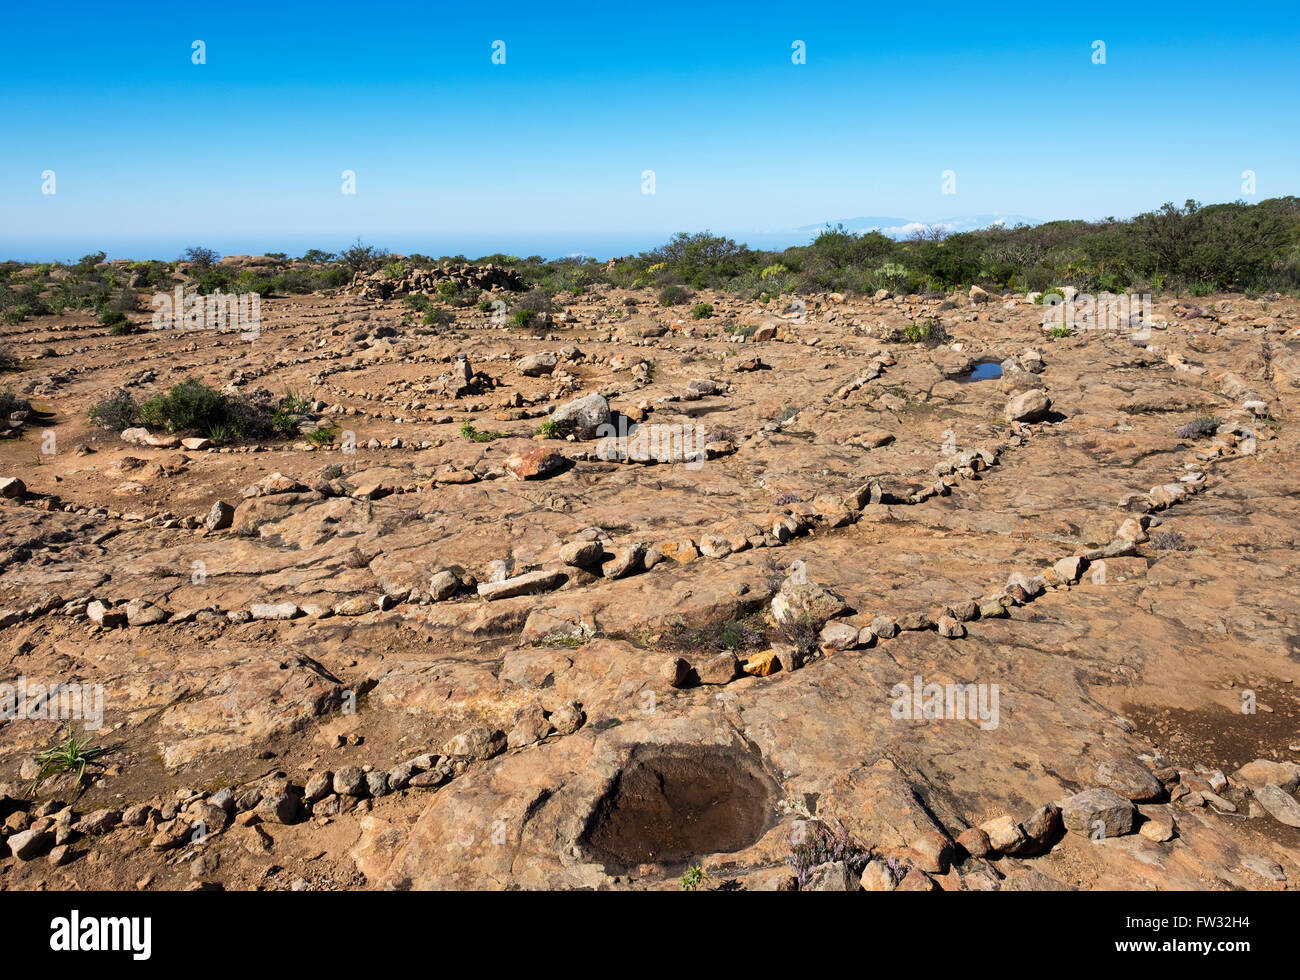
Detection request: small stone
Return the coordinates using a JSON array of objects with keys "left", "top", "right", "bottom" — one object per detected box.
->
[
  {"left": 870, "top": 615, "right": 898, "bottom": 638},
  {"left": 304, "top": 772, "right": 333, "bottom": 803},
  {"left": 506, "top": 704, "right": 552, "bottom": 749},
  {"left": 859, "top": 858, "right": 897, "bottom": 891},
  {"left": 1004, "top": 389, "right": 1051, "bottom": 423},
  {"left": 936, "top": 615, "right": 965, "bottom": 638},
  {"left": 980, "top": 815, "right": 1028, "bottom": 855},
  {"left": 250, "top": 602, "right": 300, "bottom": 621},
  {"left": 1254, "top": 784, "right": 1300, "bottom": 828},
  {"left": 1095, "top": 757, "right": 1165, "bottom": 802},
  {"left": 802, "top": 860, "right": 859, "bottom": 891},
  {"left": 1062, "top": 787, "right": 1136, "bottom": 839},
  {"left": 442, "top": 727, "right": 506, "bottom": 762},
  {"left": 742, "top": 649, "right": 782, "bottom": 677},
  {"left": 8, "top": 827, "right": 53, "bottom": 860},
  {"left": 256, "top": 791, "right": 303, "bottom": 825},
  {"left": 956, "top": 827, "right": 992, "bottom": 859},
  {"left": 696, "top": 651, "right": 740, "bottom": 685},
  {"left": 818, "top": 620, "right": 860, "bottom": 650},
  {"left": 205, "top": 500, "right": 234, "bottom": 531},
  {"left": 909, "top": 832, "right": 953, "bottom": 874},
  {"left": 661, "top": 657, "right": 692, "bottom": 688},
  {"left": 1020, "top": 803, "right": 1063, "bottom": 851},
  {"left": 505, "top": 448, "right": 566, "bottom": 480},
  {"left": 550, "top": 701, "right": 585, "bottom": 735},
  {"left": 1233, "top": 759, "right": 1300, "bottom": 794},
  {"left": 559, "top": 540, "right": 604, "bottom": 568},
  {"left": 333, "top": 766, "right": 367, "bottom": 797}
]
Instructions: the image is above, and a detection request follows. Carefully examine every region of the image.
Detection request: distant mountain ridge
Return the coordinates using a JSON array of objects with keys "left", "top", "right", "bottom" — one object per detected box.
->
[{"left": 795, "top": 214, "right": 1042, "bottom": 239}]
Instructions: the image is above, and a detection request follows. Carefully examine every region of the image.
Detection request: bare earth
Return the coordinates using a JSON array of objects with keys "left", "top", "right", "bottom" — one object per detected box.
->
[{"left": 1, "top": 272, "right": 1298, "bottom": 891}]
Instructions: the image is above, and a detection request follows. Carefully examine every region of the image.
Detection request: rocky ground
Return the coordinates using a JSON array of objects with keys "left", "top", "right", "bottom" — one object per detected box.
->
[{"left": 1, "top": 273, "right": 1298, "bottom": 891}]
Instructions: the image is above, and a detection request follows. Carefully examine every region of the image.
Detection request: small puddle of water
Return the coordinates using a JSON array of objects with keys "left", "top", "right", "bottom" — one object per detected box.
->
[{"left": 955, "top": 360, "right": 1003, "bottom": 384}]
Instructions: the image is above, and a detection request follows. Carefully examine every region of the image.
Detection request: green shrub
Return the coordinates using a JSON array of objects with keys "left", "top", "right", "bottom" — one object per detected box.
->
[
  {"left": 658, "top": 284, "right": 690, "bottom": 306},
  {"left": 691, "top": 303, "right": 714, "bottom": 319},
  {"left": 88, "top": 389, "right": 138, "bottom": 430},
  {"left": 460, "top": 421, "right": 505, "bottom": 442},
  {"left": 0, "top": 388, "right": 31, "bottom": 421}
]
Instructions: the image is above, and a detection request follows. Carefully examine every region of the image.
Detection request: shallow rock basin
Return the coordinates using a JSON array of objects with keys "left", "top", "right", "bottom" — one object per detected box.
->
[{"left": 580, "top": 744, "right": 780, "bottom": 871}]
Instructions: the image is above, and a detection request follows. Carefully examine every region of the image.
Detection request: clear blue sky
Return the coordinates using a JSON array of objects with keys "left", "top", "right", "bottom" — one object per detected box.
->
[{"left": 2, "top": 0, "right": 1297, "bottom": 260}]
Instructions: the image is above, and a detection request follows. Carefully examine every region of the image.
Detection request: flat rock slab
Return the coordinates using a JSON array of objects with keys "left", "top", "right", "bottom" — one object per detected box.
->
[{"left": 476, "top": 569, "right": 567, "bottom": 601}]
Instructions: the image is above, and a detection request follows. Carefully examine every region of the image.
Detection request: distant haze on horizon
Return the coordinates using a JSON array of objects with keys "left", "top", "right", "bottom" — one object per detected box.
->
[{"left": 3, "top": 0, "right": 1297, "bottom": 263}]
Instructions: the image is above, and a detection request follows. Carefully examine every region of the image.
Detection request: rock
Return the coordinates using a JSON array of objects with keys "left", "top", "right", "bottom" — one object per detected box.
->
[
  {"left": 661, "top": 657, "right": 692, "bottom": 688},
  {"left": 505, "top": 448, "right": 566, "bottom": 480},
  {"left": 1062, "top": 787, "right": 1136, "bottom": 838},
  {"left": 957, "top": 826, "right": 992, "bottom": 859},
  {"left": 696, "top": 651, "right": 740, "bottom": 685},
  {"left": 366, "top": 771, "right": 390, "bottom": 798},
  {"left": 122, "top": 803, "right": 152, "bottom": 826},
  {"left": 818, "top": 620, "right": 860, "bottom": 650},
  {"left": 870, "top": 615, "right": 898, "bottom": 639},
  {"left": 333, "top": 596, "right": 374, "bottom": 616},
  {"left": 75, "top": 808, "right": 121, "bottom": 835},
  {"left": 1020, "top": 803, "right": 1063, "bottom": 851},
  {"left": 909, "top": 831, "right": 953, "bottom": 874},
  {"left": 476, "top": 569, "right": 566, "bottom": 600},
  {"left": 550, "top": 393, "right": 611, "bottom": 439},
  {"left": 1137, "top": 805, "right": 1176, "bottom": 842},
  {"left": 0, "top": 476, "right": 26, "bottom": 499},
  {"left": 333, "top": 766, "right": 368, "bottom": 797},
  {"left": 518, "top": 353, "right": 557, "bottom": 377},
  {"left": 698, "top": 535, "right": 732, "bottom": 559},
  {"left": 1095, "top": 757, "right": 1165, "bottom": 802},
  {"left": 742, "top": 649, "right": 782, "bottom": 677},
  {"left": 250, "top": 602, "right": 300, "bottom": 621},
  {"left": 1254, "top": 784, "right": 1300, "bottom": 828},
  {"left": 125, "top": 599, "right": 169, "bottom": 627},
  {"left": 387, "top": 762, "right": 417, "bottom": 791},
  {"left": 181, "top": 437, "right": 212, "bottom": 451},
  {"left": 936, "top": 615, "right": 965, "bottom": 638},
  {"left": 859, "top": 858, "right": 897, "bottom": 891},
  {"left": 304, "top": 772, "right": 333, "bottom": 803},
  {"left": 897, "top": 868, "right": 938, "bottom": 891},
  {"left": 442, "top": 727, "right": 506, "bottom": 762},
  {"left": 86, "top": 600, "right": 126, "bottom": 629},
  {"left": 969, "top": 285, "right": 990, "bottom": 305},
  {"left": 559, "top": 540, "right": 604, "bottom": 568},
  {"left": 205, "top": 500, "right": 234, "bottom": 531},
  {"left": 1051, "top": 555, "right": 1084, "bottom": 585},
  {"left": 1233, "top": 759, "right": 1300, "bottom": 794},
  {"left": 47, "top": 844, "right": 73, "bottom": 867},
  {"left": 247, "top": 472, "right": 308, "bottom": 496},
  {"left": 802, "top": 860, "right": 859, "bottom": 891},
  {"left": 980, "top": 815, "right": 1028, "bottom": 855},
  {"left": 602, "top": 541, "right": 646, "bottom": 579},
  {"left": 770, "top": 577, "right": 849, "bottom": 630},
  {"left": 8, "top": 827, "right": 53, "bottom": 860},
  {"left": 256, "top": 791, "right": 303, "bottom": 825},
  {"left": 121, "top": 427, "right": 180, "bottom": 449},
  {"left": 428, "top": 569, "right": 460, "bottom": 601},
  {"left": 549, "top": 701, "right": 585, "bottom": 735},
  {"left": 1004, "top": 389, "right": 1051, "bottom": 422},
  {"left": 506, "top": 704, "right": 552, "bottom": 749},
  {"left": 150, "top": 821, "right": 191, "bottom": 851}
]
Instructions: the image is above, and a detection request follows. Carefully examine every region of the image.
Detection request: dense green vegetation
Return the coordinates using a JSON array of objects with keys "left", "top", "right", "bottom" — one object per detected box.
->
[
  {"left": 87, "top": 378, "right": 307, "bottom": 444},
  {"left": 2, "top": 198, "right": 1296, "bottom": 330}
]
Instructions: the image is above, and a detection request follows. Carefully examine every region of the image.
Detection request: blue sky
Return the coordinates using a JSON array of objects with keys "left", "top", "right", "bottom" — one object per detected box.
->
[{"left": 2, "top": 0, "right": 1297, "bottom": 260}]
